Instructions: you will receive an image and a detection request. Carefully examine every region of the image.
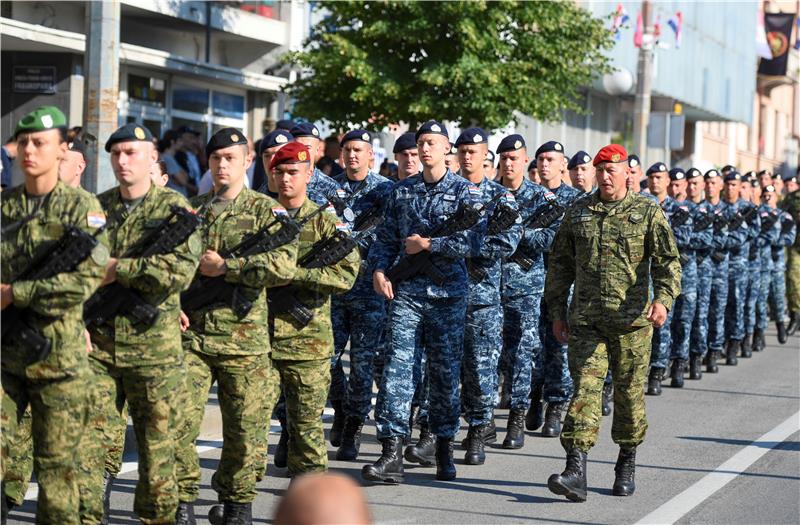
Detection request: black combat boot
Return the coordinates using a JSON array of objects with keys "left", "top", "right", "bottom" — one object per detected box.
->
[
  {"left": 464, "top": 425, "right": 487, "bottom": 465},
  {"left": 362, "top": 436, "right": 404, "bottom": 484},
  {"left": 725, "top": 340, "right": 739, "bottom": 366},
  {"left": 777, "top": 321, "right": 788, "bottom": 344},
  {"left": 753, "top": 329, "right": 765, "bottom": 351},
  {"left": 101, "top": 471, "right": 114, "bottom": 524},
  {"left": 706, "top": 350, "right": 719, "bottom": 373},
  {"left": 435, "top": 437, "right": 457, "bottom": 481},
  {"left": 462, "top": 416, "right": 497, "bottom": 448},
  {"left": 208, "top": 502, "right": 252, "bottom": 525},
  {"left": 502, "top": 408, "right": 526, "bottom": 448},
  {"left": 646, "top": 367, "right": 663, "bottom": 396},
  {"left": 548, "top": 448, "right": 588, "bottom": 502},
  {"left": 404, "top": 424, "right": 436, "bottom": 466},
  {"left": 601, "top": 383, "right": 613, "bottom": 416},
  {"left": 788, "top": 311, "right": 799, "bottom": 335},
  {"left": 741, "top": 334, "right": 752, "bottom": 358},
  {"left": 526, "top": 383, "right": 545, "bottom": 430},
  {"left": 542, "top": 402, "right": 566, "bottom": 437},
  {"left": 336, "top": 416, "right": 364, "bottom": 461},
  {"left": 612, "top": 447, "right": 637, "bottom": 496},
  {"left": 689, "top": 354, "right": 703, "bottom": 380},
  {"left": 329, "top": 399, "right": 345, "bottom": 447},
  {"left": 175, "top": 501, "right": 196, "bottom": 525},
  {"left": 670, "top": 359, "right": 685, "bottom": 388},
  {"left": 274, "top": 423, "right": 289, "bottom": 469}
]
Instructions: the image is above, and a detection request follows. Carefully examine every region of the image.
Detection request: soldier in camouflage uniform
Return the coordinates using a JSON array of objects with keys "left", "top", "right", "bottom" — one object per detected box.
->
[
  {"left": 290, "top": 123, "right": 345, "bottom": 207},
  {"left": 1, "top": 106, "right": 109, "bottom": 523},
  {"left": 496, "top": 135, "right": 558, "bottom": 450},
  {"left": 742, "top": 174, "right": 764, "bottom": 357},
  {"left": 753, "top": 184, "right": 781, "bottom": 352},
  {"left": 176, "top": 129, "right": 298, "bottom": 523},
  {"left": 454, "top": 127, "right": 521, "bottom": 466},
  {"left": 535, "top": 141, "right": 582, "bottom": 438},
  {"left": 77, "top": 123, "right": 202, "bottom": 524},
  {"left": 363, "top": 120, "right": 484, "bottom": 484},
  {"left": 329, "top": 129, "right": 393, "bottom": 461},
  {"left": 780, "top": 182, "right": 800, "bottom": 333},
  {"left": 769, "top": 187, "right": 797, "bottom": 342},
  {"left": 268, "top": 141, "right": 360, "bottom": 477},
  {"left": 545, "top": 144, "right": 681, "bottom": 502}
]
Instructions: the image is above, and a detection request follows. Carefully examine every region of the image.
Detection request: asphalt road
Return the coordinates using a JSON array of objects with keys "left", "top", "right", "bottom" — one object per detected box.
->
[{"left": 8, "top": 325, "right": 799, "bottom": 524}]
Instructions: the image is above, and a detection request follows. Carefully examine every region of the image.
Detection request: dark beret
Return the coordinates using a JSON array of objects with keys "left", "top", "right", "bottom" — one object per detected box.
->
[
  {"left": 534, "top": 140, "right": 565, "bottom": 158},
  {"left": 415, "top": 120, "right": 449, "bottom": 141},
  {"left": 340, "top": 129, "right": 372, "bottom": 147},
  {"left": 290, "top": 122, "right": 321, "bottom": 139},
  {"left": 206, "top": 127, "right": 247, "bottom": 157},
  {"left": 497, "top": 134, "right": 526, "bottom": 154},
  {"left": 454, "top": 127, "right": 488, "bottom": 147},
  {"left": 646, "top": 162, "right": 668, "bottom": 176},
  {"left": 393, "top": 132, "right": 417, "bottom": 154},
  {"left": 258, "top": 129, "right": 293, "bottom": 155},
  {"left": 686, "top": 168, "right": 702, "bottom": 179},
  {"left": 567, "top": 150, "right": 592, "bottom": 170},
  {"left": 668, "top": 168, "right": 686, "bottom": 181},
  {"left": 105, "top": 123, "right": 154, "bottom": 152}
]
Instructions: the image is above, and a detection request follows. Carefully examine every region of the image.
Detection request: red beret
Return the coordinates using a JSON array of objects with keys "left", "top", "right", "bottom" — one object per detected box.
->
[
  {"left": 593, "top": 144, "right": 628, "bottom": 166},
  {"left": 269, "top": 142, "right": 311, "bottom": 171}
]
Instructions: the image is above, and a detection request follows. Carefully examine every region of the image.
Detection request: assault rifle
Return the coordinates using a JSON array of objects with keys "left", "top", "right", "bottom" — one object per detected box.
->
[
  {"left": 728, "top": 204, "right": 757, "bottom": 231},
  {"left": 83, "top": 187, "right": 227, "bottom": 329},
  {"left": 507, "top": 199, "right": 566, "bottom": 271},
  {"left": 181, "top": 200, "right": 328, "bottom": 318},
  {"left": 466, "top": 198, "right": 521, "bottom": 281},
  {"left": 669, "top": 207, "right": 691, "bottom": 228},
  {"left": 693, "top": 211, "right": 715, "bottom": 232},
  {"left": 760, "top": 211, "right": 779, "bottom": 233}
]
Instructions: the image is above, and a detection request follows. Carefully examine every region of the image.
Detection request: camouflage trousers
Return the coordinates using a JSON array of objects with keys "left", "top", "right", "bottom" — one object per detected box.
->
[
  {"left": 725, "top": 259, "right": 749, "bottom": 341},
  {"left": 500, "top": 293, "right": 542, "bottom": 410},
  {"left": 461, "top": 303, "right": 503, "bottom": 427},
  {"left": 649, "top": 304, "right": 675, "bottom": 370},
  {"left": 707, "top": 256, "right": 729, "bottom": 352},
  {"left": 272, "top": 358, "right": 331, "bottom": 476},
  {"left": 787, "top": 246, "right": 800, "bottom": 313},
  {"left": 769, "top": 264, "right": 788, "bottom": 321},
  {"left": 756, "top": 268, "right": 772, "bottom": 331},
  {"left": 690, "top": 255, "right": 714, "bottom": 357},
  {"left": 744, "top": 261, "right": 761, "bottom": 334},
  {"left": 561, "top": 323, "right": 653, "bottom": 453},
  {"left": 1, "top": 370, "right": 88, "bottom": 524},
  {"left": 411, "top": 346, "right": 429, "bottom": 426},
  {"left": 330, "top": 295, "right": 387, "bottom": 419},
  {"left": 540, "top": 298, "right": 573, "bottom": 403},
  {"left": 669, "top": 259, "right": 698, "bottom": 361},
  {"left": 2, "top": 405, "right": 32, "bottom": 507},
  {"left": 375, "top": 293, "right": 466, "bottom": 439},
  {"left": 252, "top": 360, "right": 281, "bottom": 481},
  {"left": 80, "top": 358, "right": 183, "bottom": 524},
  {"left": 175, "top": 352, "right": 270, "bottom": 504}
]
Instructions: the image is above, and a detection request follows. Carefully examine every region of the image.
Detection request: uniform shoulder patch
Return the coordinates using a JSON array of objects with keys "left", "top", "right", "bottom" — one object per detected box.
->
[
  {"left": 87, "top": 211, "right": 106, "bottom": 228},
  {"left": 629, "top": 213, "right": 644, "bottom": 224},
  {"left": 335, "top": 222, "right": 349, "bottom": 232},
  {"left": 325, "top": 204, "right": 338, "bottom": 215},
  {"left": 467, "top": 185, "right": 481, "bottom": 196},
  {"left": 272, "top": 206, "right": 288, "bottom": 216},
  {"left": 443, "top": 194, "right": 457, "bottom": 201},
  {"left": 544, "top": 191, "right": 557, "bottom": 202}
]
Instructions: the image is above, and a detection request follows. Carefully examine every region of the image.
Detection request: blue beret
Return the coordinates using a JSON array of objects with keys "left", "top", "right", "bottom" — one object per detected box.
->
[
  {"left": 485, "top": 150, "right": 496, "bottom": 164},
  {"left": 763, "top": 184, "right": 776, "bottom": 193},
  {"left": 290, "top": 122, "right": 321, "bottom": 139},
  {"left": 258, "top": 129, "right": 293, "bottom": 155},
  {"left": 454, "top": 127, "right": 488, "bottom": 147},
  {"left": 497, "top": 134, "right": 526, "bottom": 154},
  {"left": 206, "top": 127, "right": 247, "bottom": 157},
  {"left": 668, "top": 168, "right": 686, "bottom": 181},
  {"left": 721, "top": 164, "right": 736, "bottom": 173},
  {"left": 723, "top": 171, "right": 742, "bottom": 182},
  {"left": 743, "top": 170, "right": 757, "bottom": 182},
  {"left": 393, "top": 132, "right": 417, "bottom": 154},
  {"left": 567, "top": 150, "right": 592, "bottom": 170},
  {"left": 646, "top": 162, "right": 668, "bottom": 176},
  {"left": 340, "top": 129, "right": 372, "bottom": 147},
  {"left": 534, "top": 140, "right": 565, "bottom": 158},
  {"left": 276, "top": 119, "right": 295, "bottom": 131},
  {"left": 105, "top": 123, "right": 154, "bottom": 152},
  {"left": 782, "top": 172, "right": 798, "bottom": 182},
  {"left": 686, "top": 168, "right": 702, "bottom": 179},
  {"left": 628, "top": 154, "right": 641, "bottom": 168},
  {"left": 415, "top": 120, "right": 449, "bottom": 141},
  {"left": 704, "top": 169, "right": 721, "bottom": 180}
]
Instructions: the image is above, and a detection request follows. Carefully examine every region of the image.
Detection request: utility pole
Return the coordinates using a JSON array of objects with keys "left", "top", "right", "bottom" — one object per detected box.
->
[
  {"left": 83, "top": 0, "right": 120, "bottom": 193},
  {"left": 632, "top": 0, "right": 653, "bottom": 156}
]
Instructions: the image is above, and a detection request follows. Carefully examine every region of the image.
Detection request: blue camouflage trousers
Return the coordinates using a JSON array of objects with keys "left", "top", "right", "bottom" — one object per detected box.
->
[
  {"left": 744, "top": 262, "right": 760, "bottom": 335},
  {"left": 725, "top": 260, "right": 748, "bottom": 341},
  {"left": 462, "top": 303, "right": 503, "bottom": 427},
  {"left": 650, "top": 304, "right": 676, "bottom": 369},
  {"left": 374, "top": 293, "right": 466, "bottom": 439},
  {"left": 691, "top": 256, "right": 713, "bottom": 357},
  {"left": 501, "top": 293, "right": 542, "bottom": 410},
  {"left": 756, "top": 269, "right": 772, "bottom": 331},
  {"left": 708, "top": 257, "right": 729, "bottom": 351},
  {"left": 330, "top": 295, "right": 387, "bottom": 419},
  {"left": 540, "top": 299, "right": 573, "bottom": 403},
  {"left": 769, "top": 265, "right": 788, "bottom": 321},
  {"left": 670, "top": 259, "right": 698, "bottom": 361},
  {"left": 412, "top": 347, "right": 429, "bottom": 425}
]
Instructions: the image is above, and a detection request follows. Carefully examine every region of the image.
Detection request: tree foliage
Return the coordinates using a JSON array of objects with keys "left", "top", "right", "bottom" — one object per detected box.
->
[{"left": 283, "top": 0, "right": 616, "bottom": 131}]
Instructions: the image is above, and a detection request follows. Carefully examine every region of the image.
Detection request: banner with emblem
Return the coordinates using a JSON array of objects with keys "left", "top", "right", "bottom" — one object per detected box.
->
[{"left": 758, "top": 12, "right": 796, "bottom": 76}]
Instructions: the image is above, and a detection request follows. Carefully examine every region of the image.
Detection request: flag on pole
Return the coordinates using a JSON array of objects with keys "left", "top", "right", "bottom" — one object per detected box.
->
[
  {"left": 611, "top": 3, "right": 630, "bottom": 41},
  {"left": 757, "top": 10, "right": 774, "bottom": 59},
  {"left": 667, "top": 11, "right": 683, "bottom": 48},
  {"left": 634, "top": 11, "right": 644, "bottom": 48}
]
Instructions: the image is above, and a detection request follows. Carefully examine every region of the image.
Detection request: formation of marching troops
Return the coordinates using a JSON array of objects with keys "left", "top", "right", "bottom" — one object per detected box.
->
[{"left": 2, "top": 105, "right": 798, "bottom": 524}]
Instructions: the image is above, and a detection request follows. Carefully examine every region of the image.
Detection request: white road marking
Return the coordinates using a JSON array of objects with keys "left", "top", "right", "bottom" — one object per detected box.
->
[{"left": 635, "top": 410, "right": 800, "bottom": 525}]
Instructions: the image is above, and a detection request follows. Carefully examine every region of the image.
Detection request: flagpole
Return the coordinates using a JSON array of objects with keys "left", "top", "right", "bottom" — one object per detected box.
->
[{"left": 633, "top": 0, "right": 653, "bottom": 158}]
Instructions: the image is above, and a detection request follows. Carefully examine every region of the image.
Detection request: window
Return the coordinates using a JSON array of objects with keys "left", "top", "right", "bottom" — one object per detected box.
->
[
  {"left": 212, "top": 92, "right": 245, "bottom": 119},
  {"left": 128, "top": 74, "right": 166, "bottom": 106},
  {"left": 173, "top": 85, "right": 210, "bottom": 114}
]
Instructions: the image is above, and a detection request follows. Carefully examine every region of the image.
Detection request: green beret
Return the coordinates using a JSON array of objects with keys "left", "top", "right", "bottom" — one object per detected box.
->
[
  {"left": 105, "top": 123, "right": 154, "bottom": 152},
  {"left": 14, "top": 106, "right": 67, "bottom": 137},
  {"left": 206, "top": 127, "right": 247, "bottom": 157}
]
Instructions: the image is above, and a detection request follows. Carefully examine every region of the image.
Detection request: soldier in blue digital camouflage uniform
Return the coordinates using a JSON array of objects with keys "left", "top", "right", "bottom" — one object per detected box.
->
[
  {"left": 330, "top": 129, "right": 394, "bottom": 461},
  {"left": 686, "top": 168, "right": 726, "bottom": 378},
  {"left": 534, "top": 141, "right": 582, "bottom": 438},
  {"left": 362, "top": 120, "right": 484, "bottom": 484},
  {"left": 741, "top": 173, "right": 762, "bottom": 357},
  {"left": 453, "top": 127, "right": 522, "bottom": 466},
  {"left": 497, "top": 135, "right": 559, "bottom": 449},
  {"left": 753, "top": 183, "right": 781, "bottom": 352},
  {"left": 290, "top": 123, "right": 346, "bottom": 208},
  {"left": 768, "top": 187, "right": 796, "bottom": 343},
  {"left": 645, "top": 163, "right": 693, "bottom": 395},
  {"left": 666, "top": 168, "right": 713, "bottom": 387},
  {"left": 724, "top": 171, "right": 760, "bottom": 363}
]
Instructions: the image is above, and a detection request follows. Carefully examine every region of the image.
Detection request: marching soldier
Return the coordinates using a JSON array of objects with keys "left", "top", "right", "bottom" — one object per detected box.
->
[
  {"left": 393, "top": 132, "right": 420, "bottom": 181},
  {"left": 780, "top": 177, "right": 800, "bottom": 333}
]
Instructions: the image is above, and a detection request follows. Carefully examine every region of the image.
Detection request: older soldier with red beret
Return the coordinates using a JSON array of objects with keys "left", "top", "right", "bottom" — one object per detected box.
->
[{"left": 543, "top": 144, "right": 681, "bottom": 502}]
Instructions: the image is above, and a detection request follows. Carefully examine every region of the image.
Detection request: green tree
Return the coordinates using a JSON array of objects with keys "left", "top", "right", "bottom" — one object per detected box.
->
[{"left": 284, "top": 0, "right": 615, "bottom": 131}]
